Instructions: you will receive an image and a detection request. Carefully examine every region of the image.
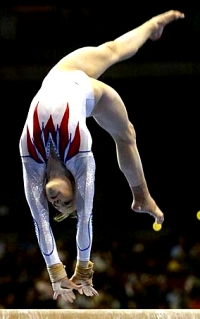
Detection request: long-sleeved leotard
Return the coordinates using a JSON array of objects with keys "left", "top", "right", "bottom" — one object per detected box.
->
[{"left": 19, "top": 69, "right": 96, "bottom": 267}]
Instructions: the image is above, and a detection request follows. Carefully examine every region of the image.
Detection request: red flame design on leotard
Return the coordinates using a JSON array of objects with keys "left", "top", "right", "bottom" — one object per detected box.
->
[{"left": 27, "top": 102, "right": 80, "bottom": 163}]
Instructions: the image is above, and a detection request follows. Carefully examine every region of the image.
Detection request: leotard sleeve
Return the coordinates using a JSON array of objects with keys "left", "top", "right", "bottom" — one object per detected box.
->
[
  {"left": 67, "top": 152, "right": 96, "bottom": 262},
  {"left": 21, "top": 157, "right": 62, "bottom": 266}
]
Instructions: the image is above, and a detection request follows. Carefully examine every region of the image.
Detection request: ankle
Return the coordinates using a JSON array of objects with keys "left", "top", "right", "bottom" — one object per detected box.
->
[{"left": 132, "top": 181, "right": 149, "bottom": 200}]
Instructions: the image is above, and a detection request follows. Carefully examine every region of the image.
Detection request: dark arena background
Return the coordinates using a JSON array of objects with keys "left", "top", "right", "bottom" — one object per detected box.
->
[{"left": 1, "top": 0, "right": 200, "bottom": 313}]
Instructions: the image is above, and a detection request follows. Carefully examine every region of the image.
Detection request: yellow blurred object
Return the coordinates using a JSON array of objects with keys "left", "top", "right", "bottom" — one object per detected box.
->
[
  {"left": 153, "top": 222, "right": 162, "bottom": 231},
  {"left": 196, "top": 211, "right": 200, "bottom": 220}
]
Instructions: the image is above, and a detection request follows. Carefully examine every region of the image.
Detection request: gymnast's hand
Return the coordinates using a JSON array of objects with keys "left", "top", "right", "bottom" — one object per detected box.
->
[
  {"left": 52, "top": 276, "right": 82, "bottom": 303},
  {"left": 70, "top": 261, "right": 99, "bottom": 297},
  {"left": 149, "top": 10, "right": 185, "bottom": 41}
]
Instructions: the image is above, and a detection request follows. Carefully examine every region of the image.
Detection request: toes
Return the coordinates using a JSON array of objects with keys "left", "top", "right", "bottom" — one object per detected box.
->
[{"left": 156, "top": 216, "right": 164, "bottom": 224}]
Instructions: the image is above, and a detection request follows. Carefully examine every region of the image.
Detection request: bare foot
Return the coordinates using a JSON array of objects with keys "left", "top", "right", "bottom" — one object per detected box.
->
[
  {"left": 150, "top": 10, "right": 185, "bottom": 41},
  {"left": 131, "top": 196, "right": 164, "bottom": 224}
]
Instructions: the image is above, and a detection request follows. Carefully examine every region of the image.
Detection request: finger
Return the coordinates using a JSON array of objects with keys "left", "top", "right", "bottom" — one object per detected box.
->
[
  {"left": 61, "top": 289, "right": 76, "bottom": 303},
  {"left": 73, "top": 284, "right": 83, "bottom": 290},
  {"left": 91, "top": 287, "right": 99, "bottom": 296},
  {"left": 68, "top": 292, "right": 76, "bottom": 303},
  {"left": 53, "top": 291, "right": 59, "bottom": 300},
  {"left": 82, "top": 286, "right": 99, "bottom": 297},
  {"left": 61, "top": 281, "right": 82, "bottom": 290},
  {"left": 85, "top": 286, "right": 99, "bottom": 296},
  {"left": 82, "top": 287, "right": 92, "bottom": 296},
  {"left": 62, "top": 293, "right": 75, "bottom": 303},
  {"left": 77, "top": 287, "right": 83, "bottom": 294}
]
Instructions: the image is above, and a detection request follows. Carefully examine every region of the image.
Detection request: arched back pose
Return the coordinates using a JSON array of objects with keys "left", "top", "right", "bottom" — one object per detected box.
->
[{"left": 19, "top": 10, "right": 184, "bottom": 303}]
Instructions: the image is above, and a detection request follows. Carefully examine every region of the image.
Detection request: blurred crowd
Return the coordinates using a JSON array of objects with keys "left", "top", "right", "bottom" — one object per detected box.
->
[{"left": 1, "top": 202, "right": 200, "bottom": 309}]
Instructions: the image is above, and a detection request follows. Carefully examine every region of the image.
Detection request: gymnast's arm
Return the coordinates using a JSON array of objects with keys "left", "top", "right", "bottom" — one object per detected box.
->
[
  {"left": 67, "top": 153, "right": 98, "bottom": 296},
  {"left": 20, "top": 158, "right": 82, "bottom": 302},
  {"left": 67, "top": 154, "right": 95, "bottom": 264},
  {"left": 20, "top": 158, "right": 62, "bottom": 267}
]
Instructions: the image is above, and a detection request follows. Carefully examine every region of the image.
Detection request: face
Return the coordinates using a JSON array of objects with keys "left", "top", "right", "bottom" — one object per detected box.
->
[{"left": 45, "top": 177, "right": 76, "bottom": 222}]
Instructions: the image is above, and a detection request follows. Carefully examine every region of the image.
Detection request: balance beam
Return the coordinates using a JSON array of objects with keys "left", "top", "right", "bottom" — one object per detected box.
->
[{"left": 0, "top": 309, "right": 199, "bottom": 318}]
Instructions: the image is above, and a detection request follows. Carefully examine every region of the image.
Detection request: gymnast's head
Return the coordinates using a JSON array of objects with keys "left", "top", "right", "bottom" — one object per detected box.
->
[{"left": 45, "top": 170, "right": 77, "bottom": 222}]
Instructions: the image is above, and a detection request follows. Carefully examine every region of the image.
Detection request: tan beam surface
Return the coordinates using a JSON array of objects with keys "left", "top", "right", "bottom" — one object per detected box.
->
[{"left": 0, "top": 309, "right": 200, "bottom": 319}]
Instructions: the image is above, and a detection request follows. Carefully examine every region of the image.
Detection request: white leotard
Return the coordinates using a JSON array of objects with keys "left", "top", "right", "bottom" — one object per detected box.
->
[{"left": 19, "top": 69, "right": 96, "bottom": 267}]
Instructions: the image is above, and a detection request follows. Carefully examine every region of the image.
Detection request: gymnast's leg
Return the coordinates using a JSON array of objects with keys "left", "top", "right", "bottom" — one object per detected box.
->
[{"left": 91, "top": 79, "right": 164, "bottom": 224}]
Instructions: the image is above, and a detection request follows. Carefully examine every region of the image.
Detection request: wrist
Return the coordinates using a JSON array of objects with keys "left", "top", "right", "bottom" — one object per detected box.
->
[
  {"left": 74, "top": 261, "right": 94, "bottom": 285},
  {"left": 77, "top": 260, "right": 89, "bottom": 268},
  {"left": 47, "top": 263, "right": 67, "bottom": 283}
]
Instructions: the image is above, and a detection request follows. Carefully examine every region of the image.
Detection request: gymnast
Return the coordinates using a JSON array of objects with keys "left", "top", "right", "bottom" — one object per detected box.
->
[{"left": 19, "top": 10, "right": 184, "bottom": 303}]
